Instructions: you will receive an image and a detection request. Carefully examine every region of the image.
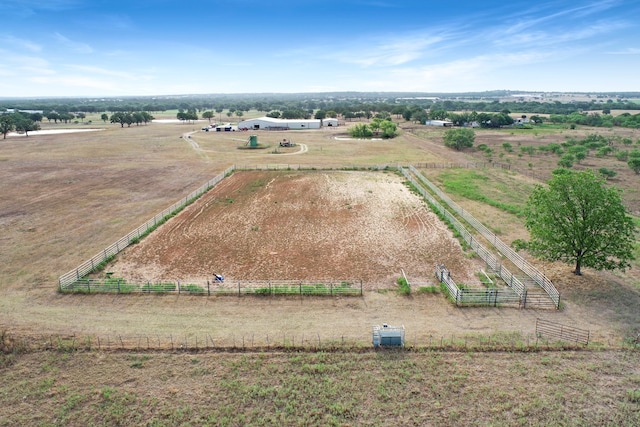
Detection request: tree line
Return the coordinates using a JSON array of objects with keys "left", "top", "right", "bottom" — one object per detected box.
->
[
  {"left": 0, "top": 112, "right": 41, "bottom": 138},
  {"left": 108, "top": 111, "right": 154, "bottom": 127},
  {"left": 2, "top": 92, "right": 638, "bottom": 120},
  {"left": 3, "top": 93, "right": 640, "bottom": 130}
]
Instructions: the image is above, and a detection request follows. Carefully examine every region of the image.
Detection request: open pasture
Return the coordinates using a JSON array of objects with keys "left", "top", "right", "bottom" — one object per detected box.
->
[
  {"left": 2, "top": 118, "right": 640, "bottom": 426},
  {"left": 0, "top": 120, "right": 638, "bottom": 343}
]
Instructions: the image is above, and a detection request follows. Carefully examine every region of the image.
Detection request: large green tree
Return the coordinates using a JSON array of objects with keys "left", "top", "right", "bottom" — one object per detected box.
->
[
  {"left": 202, "top": 110, "right": 214, "bottom": 122},
  {"left": 14, "top": 114, "right": 40, "bottom": 136},
  {"left": 443, "top": 128, "right": 475, "bottom": 150},
  {"left": 525, "top": 169, "right": 637, "bottom": 275},
  {"left": 1, "top": 114, "right": 15, "bottom": 139}
]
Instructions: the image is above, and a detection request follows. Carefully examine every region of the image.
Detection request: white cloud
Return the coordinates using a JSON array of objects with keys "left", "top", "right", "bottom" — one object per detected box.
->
[
  {"left": 606, "top": 47, "right": 640, "bottom": 55},
  {"left": 0, "top": 35, "right": 42, "bottom": 52},
  {"left": 4, "top": 55, "right": 53, "bottom": 73},
  {"left": 29, "top": 74, "right": 119, "bottom": 91},
  {"left": 330, "top": 34, "right": 445, "bottom": 67},
  {"left": 54, "top": 32, "right": 93, "bottom": 54},
  {"left": 64, "top": 64, "right": 138, "bottom": 79},
  {"left": 387, "top": 51, "right": 552, "bottom": 91}
]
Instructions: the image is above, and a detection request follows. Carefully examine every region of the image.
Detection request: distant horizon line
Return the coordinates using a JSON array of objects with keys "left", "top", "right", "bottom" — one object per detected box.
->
[{"left": 2, "top": 90, "right": 640, "bottom": 101}]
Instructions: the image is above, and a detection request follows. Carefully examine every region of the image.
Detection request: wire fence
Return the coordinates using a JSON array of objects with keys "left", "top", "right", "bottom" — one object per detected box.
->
[
  {"left": 3, "top": 327, "right": 629, "bottom": 354},
  {"left": 406, "top": 165, "right": 560, "bottom": 308}
]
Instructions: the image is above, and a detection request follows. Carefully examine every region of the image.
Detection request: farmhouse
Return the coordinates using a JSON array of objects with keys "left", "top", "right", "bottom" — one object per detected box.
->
[
  {"left": 425, "top": 119, "right": 454, "bottom": 127},
  {"left": 238, "top": 116, "right": 322, "bottom": 130},
  {"left": 513, "top": 117, "right": 530, "bottom": 125}
]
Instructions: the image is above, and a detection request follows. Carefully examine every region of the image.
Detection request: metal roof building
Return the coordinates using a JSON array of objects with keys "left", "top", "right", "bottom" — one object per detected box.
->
[{"left": 238, "top": 117, "right": 322, "bottom": 130}]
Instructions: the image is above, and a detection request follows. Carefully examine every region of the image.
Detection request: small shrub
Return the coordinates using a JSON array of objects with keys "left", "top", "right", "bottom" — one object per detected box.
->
[
  {"left": 598, "top": 167, "right": 617, "bottom": 180},
  {"left": 615, "top": 151, "right": 629, "bottom": 162},
  {"left": 396, "top": 277, "right": 411, "bottom": 295}
]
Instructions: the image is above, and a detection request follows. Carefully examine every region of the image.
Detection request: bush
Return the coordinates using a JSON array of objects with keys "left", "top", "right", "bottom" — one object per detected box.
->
[
  {"left": 599, "top": 167, "right": 617, "bottom": 180},
  {"left": 396, "top": 277, "right": 411, "bottom": 295},
  {"left": 348, "top": 123, "right": 373, "bottom": 138},
  {"left": 615, "top": 151, "right": 629, "bottom": 161}
]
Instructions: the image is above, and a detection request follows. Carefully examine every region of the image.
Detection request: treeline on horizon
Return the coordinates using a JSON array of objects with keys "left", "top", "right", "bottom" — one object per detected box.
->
[{"left": 2, "top": 91, "right": 640, "bottom": 129}]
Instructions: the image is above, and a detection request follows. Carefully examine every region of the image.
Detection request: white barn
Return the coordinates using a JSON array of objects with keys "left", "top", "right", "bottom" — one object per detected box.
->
[
  {"left": 238, "top": 117, "right": 322, "bottom": 130},
  {"left": 425, "top": 119, "right": 454, "bottom": 127}
]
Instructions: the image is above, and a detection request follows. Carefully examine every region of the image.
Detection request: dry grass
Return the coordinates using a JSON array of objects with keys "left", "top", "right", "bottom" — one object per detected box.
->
[
  {"left": 1, "top": 119, "right": 640, "bottom": 425},
  {"left": 1, "top": 349, "right": 638, "bottom": 426}
]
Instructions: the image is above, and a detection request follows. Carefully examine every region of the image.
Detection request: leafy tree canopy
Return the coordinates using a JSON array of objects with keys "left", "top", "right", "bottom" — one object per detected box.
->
[
  {"left": 525, "top": 169, "right": 637, "bottom": 275},
  {"left": 443, "top": 128, "right": 475, "bottom": 150},
  {"left": 1, "top": 114, "right": 15, "bottom": 139}
]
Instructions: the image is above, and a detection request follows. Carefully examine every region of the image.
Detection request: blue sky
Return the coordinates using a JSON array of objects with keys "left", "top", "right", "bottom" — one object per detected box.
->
[{"left": 1, "top": 0, "right": 639, "bottom": 97}]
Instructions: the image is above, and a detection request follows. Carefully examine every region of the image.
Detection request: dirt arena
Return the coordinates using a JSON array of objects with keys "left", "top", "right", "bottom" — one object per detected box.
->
[{"left": 107, "top": 170, "right": 482, "bottom": 287}]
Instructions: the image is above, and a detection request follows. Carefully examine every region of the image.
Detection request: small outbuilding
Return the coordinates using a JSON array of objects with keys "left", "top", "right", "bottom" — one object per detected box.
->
[
  {"left": 322, "top": 118, "right": 339, "bottom": 127},
  {"left": 372, "top": 324, "right": 405, "bottom": 347}
]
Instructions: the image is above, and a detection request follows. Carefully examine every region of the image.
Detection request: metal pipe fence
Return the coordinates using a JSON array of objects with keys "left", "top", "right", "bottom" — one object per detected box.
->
[
  {"left": 435, "top": 264, "right": 522, "bottom": 308},
  {"left": 400, "top": 167, "right": 536, "bottom": 304},
  {"left": 60, "top": 279, "right": 363, "bottom": 296},
  {"left": 536, "top": 318, "right": 590, "bottom": 346},
  {"left": 57, "top": 164, "right": 396, "bottom": 290},
  {"left": 235, "top": 164, "right": 395, "bottom": 171},
  {"left": 407, "top": 165, "right": 560, "bottom": 308}
]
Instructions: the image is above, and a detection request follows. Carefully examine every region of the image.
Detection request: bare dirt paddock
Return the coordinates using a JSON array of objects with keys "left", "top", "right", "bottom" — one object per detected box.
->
[{"left": 108, "top": 170, "right": 481, "bottom": 286}]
